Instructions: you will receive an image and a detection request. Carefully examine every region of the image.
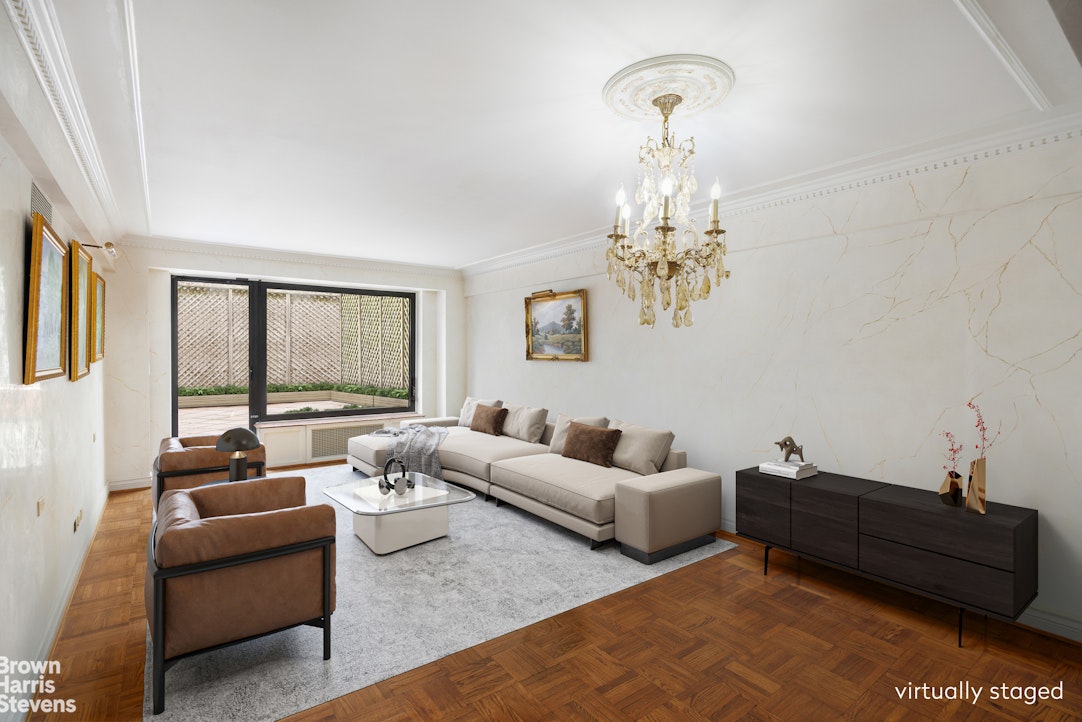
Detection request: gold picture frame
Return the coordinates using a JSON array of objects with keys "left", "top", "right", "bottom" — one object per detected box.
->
[
  {"left": 24, "top": 213, "right": 69, "bottom": 384},
  {"left": 525, "top": 289, "right": 588, "bottom": 361},
  {"left": 69, "top": 240, "right": 93, "bottom": 380},
  {"left": 92, "top": 272, "right": 105, "bottom": 362}
]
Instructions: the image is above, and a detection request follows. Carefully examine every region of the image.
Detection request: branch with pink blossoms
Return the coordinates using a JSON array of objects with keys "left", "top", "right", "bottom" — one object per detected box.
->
[
  {"left": 941, "top": 430, "right": 962, "bottom": 473},
  {"left": 967, "top": 401, "right": 1000, "bottom": 458}
]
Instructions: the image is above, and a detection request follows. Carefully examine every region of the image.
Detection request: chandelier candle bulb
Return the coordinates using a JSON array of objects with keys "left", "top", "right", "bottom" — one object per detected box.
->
[{"left": 710, "top": 178, "right": 721, "bottom": 222}]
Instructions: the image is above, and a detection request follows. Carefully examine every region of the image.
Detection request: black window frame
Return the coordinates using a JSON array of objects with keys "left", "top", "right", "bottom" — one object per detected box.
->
[{"left": 171, "top": 275, "right": 416, "bottom": 435}]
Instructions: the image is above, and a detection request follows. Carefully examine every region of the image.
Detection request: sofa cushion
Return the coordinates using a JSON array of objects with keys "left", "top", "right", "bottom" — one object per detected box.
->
[
  {"left": 502, "top": 404, "right": 549, "bottom": 443},
  {"left": 471, "top": 404, "right": 509, "bottom": 436},
  {"left": 608, "top": 420, "right": 676, "bottom": 476},
  {"left": 548, "top": 414, "right": 610, "bottom": 455},
  {"left": 458, "top": 397, "right": 502, "bottom": 427},
  {"left": 437, "top": 428, "right": 548, "bottom": 481},
  {"left": 562, "top": 422, "right": 622, "bottom": 467},
  {"left": 490, "top": 454, "right": 642, "bottom": 524}
]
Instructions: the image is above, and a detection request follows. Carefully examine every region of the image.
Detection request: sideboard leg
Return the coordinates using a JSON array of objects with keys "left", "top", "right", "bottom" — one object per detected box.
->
[
  {"left": 763, "top": 546, "right": 771, "bottom": 575},
  {"left": 957, "top": 607, "right": 964, "bottom": 648}
]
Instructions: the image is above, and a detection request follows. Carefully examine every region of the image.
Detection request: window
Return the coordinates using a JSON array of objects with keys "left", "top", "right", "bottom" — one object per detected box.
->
[{"left": 173, "top": 277, "right": 415, "bottom": 436}]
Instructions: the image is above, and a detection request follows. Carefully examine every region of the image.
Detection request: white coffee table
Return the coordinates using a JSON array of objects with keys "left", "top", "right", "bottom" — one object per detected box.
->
[{"left": 323, "top": 472, "right": 475, "bottom": 554}]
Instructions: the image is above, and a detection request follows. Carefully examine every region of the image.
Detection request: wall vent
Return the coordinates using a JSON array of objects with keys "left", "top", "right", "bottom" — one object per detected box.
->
[
  {"left": 310, "top": 422, "right": 385, "bottom": 461},
  {"left": 30, "top": 183, "right": 52, "bottom": 224}
]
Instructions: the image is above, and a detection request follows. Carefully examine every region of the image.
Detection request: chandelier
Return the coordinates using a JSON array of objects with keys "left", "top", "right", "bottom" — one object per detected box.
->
[{"left": 602, "top": 55, "right": 734, "bottom": 328}]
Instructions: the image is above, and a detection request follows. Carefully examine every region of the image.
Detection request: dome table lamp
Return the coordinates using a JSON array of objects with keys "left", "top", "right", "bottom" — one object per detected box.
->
[{"left": 216, "top": 427, "right": 261, "bottom": 482}]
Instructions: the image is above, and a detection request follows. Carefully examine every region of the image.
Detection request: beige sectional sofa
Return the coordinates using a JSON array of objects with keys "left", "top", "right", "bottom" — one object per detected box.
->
[{"left": 346, "top": 400, "right": 722, "bottom": 564}]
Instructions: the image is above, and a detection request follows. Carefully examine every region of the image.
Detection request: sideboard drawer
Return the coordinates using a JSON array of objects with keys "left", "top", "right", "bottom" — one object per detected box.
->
[
  {"left": 860, "top": 534, "right": 1020, "bottom": 616},
  {"left": 736, "top": 470, "right": 790, "bottom": 547},
  {"left": 791, "top": 485, "right": 860, "bottom": 568},
  {"left": 860, "top": 484, "right": 1035, "bottom": 571},
  {"left": 791, "top": 475, "right": 888, "bottom": 569}
]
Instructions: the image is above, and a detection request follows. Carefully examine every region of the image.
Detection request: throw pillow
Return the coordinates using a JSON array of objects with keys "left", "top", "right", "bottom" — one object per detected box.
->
[
  {"left": 470, "top": 404, "right": 509, "bottom": 436},
  {"left": 608, "top": 419, "right": 675, "bottom": 475},
  {"left": 561, "top": 422, "right": 622, "bottom": 467},
  {"left": 548, "top": 414, "right": 609, "bottom": 454},
  {"left": 502, "top": 404, "right": 549, "bottom": 443},
  {"left": 459, "top": 397, "right": 502, "bottom": 427}
]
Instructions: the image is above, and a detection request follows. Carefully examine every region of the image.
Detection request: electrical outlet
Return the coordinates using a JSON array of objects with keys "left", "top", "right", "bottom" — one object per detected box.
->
[{"left": 37, "top": 498, "right": 45, "bottom": 517}]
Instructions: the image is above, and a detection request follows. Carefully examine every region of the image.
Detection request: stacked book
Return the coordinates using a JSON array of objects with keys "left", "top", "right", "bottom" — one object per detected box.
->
[{"left": 758, "top": 460, "right": 818, "bottom": 479}]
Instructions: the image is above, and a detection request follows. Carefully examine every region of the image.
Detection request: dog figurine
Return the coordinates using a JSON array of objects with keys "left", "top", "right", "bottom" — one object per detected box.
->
[{"left": 775, "top": 436, "right": 804, "bottom": 462}]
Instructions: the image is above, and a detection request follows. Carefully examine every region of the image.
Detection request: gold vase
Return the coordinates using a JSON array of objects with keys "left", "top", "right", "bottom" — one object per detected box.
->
[
  {"left": 966, "top": 457, "right": 987, "bottom": 515},
  {"left": 939, "top": 470, "right": 963, "bottom": 506}
]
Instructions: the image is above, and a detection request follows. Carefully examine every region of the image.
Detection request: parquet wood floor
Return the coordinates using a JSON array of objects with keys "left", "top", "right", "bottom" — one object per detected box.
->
[{"left": 33, "top": 487, "right": 1081, "bottom": 721}]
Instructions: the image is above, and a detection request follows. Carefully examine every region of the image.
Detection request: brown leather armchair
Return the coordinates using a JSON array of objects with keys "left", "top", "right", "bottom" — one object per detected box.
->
[
  {"left": 146, "top": 476, "right": 335, "bottom": 715},
  {"left": 154, "top": 435, "right": 267, "bottom": 505}
]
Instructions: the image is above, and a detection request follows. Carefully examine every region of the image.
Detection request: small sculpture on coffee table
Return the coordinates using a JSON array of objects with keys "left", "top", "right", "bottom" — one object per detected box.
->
[{"left": 774, "top": 436, "right": 804, "bottom": 463}]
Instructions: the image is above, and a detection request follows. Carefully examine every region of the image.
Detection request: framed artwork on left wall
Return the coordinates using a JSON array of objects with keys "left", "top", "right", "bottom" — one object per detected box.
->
[
  {"left": 23, "top": 212, "right": 69, "bottom": 384},
  {"left": 92, "top": 272, "right": 105, "bottom": 362},
  {"left": 69, "top": 240, "right": 92, "bottom": 380}
]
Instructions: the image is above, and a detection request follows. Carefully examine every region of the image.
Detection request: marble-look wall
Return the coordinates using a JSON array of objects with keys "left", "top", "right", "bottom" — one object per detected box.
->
[
  {"left": 464, "top": 135, "right": 1082, "bottom": 640},
  {"left": 0, "top": 134, "right": 108, "bottom": 671},
  {"left": 103, "top": 239, "right": 466, "bottom": 488}
]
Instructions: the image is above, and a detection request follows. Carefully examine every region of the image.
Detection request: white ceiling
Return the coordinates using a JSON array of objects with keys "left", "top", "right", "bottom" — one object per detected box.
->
[{"left": 45, "top": 0, "right": 1082, "bottom": 269}]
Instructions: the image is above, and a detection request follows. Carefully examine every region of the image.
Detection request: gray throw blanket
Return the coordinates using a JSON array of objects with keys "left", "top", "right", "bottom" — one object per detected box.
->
[{"left": 370, "top": 424, "right": 448, "bottom": 479}]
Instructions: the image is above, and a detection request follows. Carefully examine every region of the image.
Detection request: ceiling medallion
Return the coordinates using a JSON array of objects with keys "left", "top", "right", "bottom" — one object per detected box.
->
[
  {"left": 602, "top": 54, "right": 735, "bottom": 122},
  {"left": 602, "top": 55, "right": 734, "bottom": 329}
]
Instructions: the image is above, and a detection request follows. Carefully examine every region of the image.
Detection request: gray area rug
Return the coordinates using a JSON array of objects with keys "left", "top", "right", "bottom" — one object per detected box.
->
[{"left": 143, "top": 464, "right": 737, "bottom": 720}]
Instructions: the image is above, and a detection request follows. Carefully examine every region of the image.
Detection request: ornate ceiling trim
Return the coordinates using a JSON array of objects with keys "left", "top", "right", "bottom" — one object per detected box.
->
[
  {"left": 602, "top": 54, "right": 735, "bottom": 122},
  {"left": 461, "top": 111, "right": 1082, "bottom": 277},
  {"left": 953, "top": 0, "right": 1051, "bottom": 111},
  {"left": 122, "top": 0, "right": 152, "bottom": 232},
  {"left": 2, "top": 0, "right": 121, "bottom": 231}
]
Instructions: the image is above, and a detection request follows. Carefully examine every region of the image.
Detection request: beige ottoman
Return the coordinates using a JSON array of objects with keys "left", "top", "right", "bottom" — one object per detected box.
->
[
  {"left": 346, "top": 434, "right": 393, "bottom": 476},
  {"left": 614, "top": 468, "right": 722, "bottom": 564}
]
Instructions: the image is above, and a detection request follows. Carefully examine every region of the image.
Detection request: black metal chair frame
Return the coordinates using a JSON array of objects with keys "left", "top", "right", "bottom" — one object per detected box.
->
[
  {"left": 147, "top": 523, "right": 333, "bottom": 715},
  {"left": 153, "top": 460, "right": 267, "bottom": 506}
]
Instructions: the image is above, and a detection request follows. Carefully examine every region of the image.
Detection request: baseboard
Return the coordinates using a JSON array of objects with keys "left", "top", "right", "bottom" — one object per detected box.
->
[
  {"left": 33, "top": 558, "right": 82, "bottom": 664},
  {"left": 1018, "top": 606, "right": 1082, "bottom": 643},
  {"left": 109, "top": 476, "right": 152, "bottom": 492},
  {"left": 24, "top": 497, "right": 110, "bottom": 722}
]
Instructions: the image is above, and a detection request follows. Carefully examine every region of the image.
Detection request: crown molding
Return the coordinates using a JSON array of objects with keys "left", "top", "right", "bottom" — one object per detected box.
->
[
  {"left": 2, "top": 0, "right": 122, "bottom": 232},
  {"left": 120, "top": 234, "right": 463, "bottom": 284},
  {"left": 456, "top": 225, "right": 608, "bottom": 277},
  {"left": 719, "top": 109, "right": 1082, "bottom": 215},
  {"left": 953, "top": 0, "right": 1051, "bottom": 111},
  {"left": 122, "top": 0, "right": 152, "bottom": 232},
  {"left": 461, "top": 110, "right": 1082, "bottom": 278}
]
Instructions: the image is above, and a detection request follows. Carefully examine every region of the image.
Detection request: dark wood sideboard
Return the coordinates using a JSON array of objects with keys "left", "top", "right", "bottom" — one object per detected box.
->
[{"left": 735, "top": 467, "right": 1038, "bottom": 645}]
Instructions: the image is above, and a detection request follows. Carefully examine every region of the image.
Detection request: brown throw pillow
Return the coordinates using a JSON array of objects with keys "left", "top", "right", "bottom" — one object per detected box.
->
[
  {"left": 562, "top": 422, "right": 622, "bottom": 467},
  {"left": 470, "top": 404, "right": 509, "bottom": 436}
]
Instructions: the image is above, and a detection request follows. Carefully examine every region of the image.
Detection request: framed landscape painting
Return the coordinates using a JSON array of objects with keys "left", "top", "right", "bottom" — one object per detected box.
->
[
  {"left": 525, "top": 289, "right": 588, "bottom": 361},
  {"left": 23, "top": 213, "right": 69, "bottom": 384},
  {"left": 69, "top": 240, "right": 93, "bottom": 380},
  {"left": 92, "top": 272, "right": 105, "bottom": 362}
]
